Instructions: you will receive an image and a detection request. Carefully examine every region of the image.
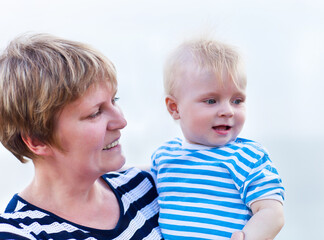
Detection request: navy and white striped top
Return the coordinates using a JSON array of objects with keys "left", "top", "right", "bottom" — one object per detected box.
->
[
  {"left": 0, "top": 168, "right": 163, "bottom": 240},
  {"left": 151, "top": 137, "right": 285, "bottom": 240}
]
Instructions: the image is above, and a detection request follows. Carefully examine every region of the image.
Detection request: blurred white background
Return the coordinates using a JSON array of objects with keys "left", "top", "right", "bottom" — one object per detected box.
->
[{"left": 0, "top": 0, "right": 323, "bottom": 239}]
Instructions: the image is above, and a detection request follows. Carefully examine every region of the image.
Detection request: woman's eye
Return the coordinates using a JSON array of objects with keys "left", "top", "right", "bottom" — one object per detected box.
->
[
  {"left": 204, "top": 99, "right": 216, "bottom": 104},
  {"left": 89, "top": 109, "right": 101, "bottom": 119}
]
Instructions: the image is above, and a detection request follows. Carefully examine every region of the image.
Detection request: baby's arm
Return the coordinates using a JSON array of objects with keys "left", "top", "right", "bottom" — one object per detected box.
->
[{"left": 242, "top": 199, "right": 284, "bottom": 240}]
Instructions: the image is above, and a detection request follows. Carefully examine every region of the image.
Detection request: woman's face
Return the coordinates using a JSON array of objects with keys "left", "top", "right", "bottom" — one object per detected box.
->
[{"left": 52, "top": 81, "right": 127, "bottom": 178}]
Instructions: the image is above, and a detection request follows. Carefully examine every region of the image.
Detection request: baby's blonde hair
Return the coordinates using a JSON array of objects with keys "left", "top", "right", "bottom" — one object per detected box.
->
[
  {"left": 164, "top": 37, "right": 246, "bottom": 95},
  {"left": 0, "top": 33, "right": 117, "bottom": 163}
]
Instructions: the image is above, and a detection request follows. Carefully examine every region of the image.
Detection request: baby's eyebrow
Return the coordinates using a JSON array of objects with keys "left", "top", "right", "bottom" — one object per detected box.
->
[
  {"left": 200, "top": 91, "right": 219, "bottom": 97},
  {"left": 232, "top": 88, "right": 246, "bottom": 95},
  {"left": 112, "top": 89, "right": 118, "bottom": 97},
  {"left": 236, "top": 92, "right": 246, "bottom": 98}
]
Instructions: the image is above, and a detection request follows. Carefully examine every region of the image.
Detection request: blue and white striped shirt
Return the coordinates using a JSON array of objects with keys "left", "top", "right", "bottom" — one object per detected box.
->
[
  {"left": 0, "top": 168, "right": 163, "bottom": 240},
  {"left": 151, "top": 137, "right": 284, "bottom": 240}
]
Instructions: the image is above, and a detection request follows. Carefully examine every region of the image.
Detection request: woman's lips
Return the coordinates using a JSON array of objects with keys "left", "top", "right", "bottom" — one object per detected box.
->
[{"left": 103, "top": 139, "right": 119, "bottom": 150}]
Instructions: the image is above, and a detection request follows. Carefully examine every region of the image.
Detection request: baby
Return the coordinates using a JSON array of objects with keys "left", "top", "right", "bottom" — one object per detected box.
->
[{"left": 151, "top": 37, "right": 285, "bottom": 240}]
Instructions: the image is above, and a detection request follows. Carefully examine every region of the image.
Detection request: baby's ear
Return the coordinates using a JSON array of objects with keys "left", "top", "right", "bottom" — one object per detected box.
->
[{"left": 165, "top": 95, "right": 180, "bottom": 120}]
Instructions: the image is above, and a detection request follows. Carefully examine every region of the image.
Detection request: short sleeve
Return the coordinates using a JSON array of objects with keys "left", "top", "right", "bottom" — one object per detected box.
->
[{"left": 241, "top": 153, "right": 285, "bottom": 207}]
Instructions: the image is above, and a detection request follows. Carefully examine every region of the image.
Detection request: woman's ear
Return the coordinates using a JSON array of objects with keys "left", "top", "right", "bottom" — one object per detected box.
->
[
  {"left": 21, "top": 135, "right": 51, "bottom": 157},
  {"left": 165, "top": 95, "right": 180, "bottom": 120}
]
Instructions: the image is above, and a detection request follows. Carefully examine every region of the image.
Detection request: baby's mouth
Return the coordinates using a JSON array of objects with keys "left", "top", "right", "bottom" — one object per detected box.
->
[
  {"left": 212, "top": 125, "right": 232, "bottom": 135},
  {"left": 103, "top": 139, "right": 119, "bottom": 150},
  {"left": 212, "top": 125, "right": 231, "bottom": 131}
]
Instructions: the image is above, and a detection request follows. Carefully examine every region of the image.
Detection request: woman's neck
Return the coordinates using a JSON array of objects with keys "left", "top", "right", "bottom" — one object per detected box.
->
[{"left": 19, "top": 162, "right": 120, "bottom": 230}]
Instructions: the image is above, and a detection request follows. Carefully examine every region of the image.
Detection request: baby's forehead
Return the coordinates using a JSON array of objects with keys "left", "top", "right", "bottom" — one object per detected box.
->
[
  {"left": 175, "top": 64, "right": 246, "bottom": 90},
  {"left": 176, "top": 63, "right": 225, "bottom": 81}
]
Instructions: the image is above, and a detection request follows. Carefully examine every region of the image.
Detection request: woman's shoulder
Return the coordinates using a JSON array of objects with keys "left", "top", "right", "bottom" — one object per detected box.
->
[
  {"left": 101, "top": 168, "right": 161, "bottom": 238},
  {"left": 0, "top": 194, "right": 39, "bottom": 239},
  {"left": 102, "top": 167, "right": 156, "bottom": 190},
  {"left": 102, "top": 168, "right": 158, "bottom": 207},
  {"left": 0, "top": 217, "right": 35, "bottom": 239}
]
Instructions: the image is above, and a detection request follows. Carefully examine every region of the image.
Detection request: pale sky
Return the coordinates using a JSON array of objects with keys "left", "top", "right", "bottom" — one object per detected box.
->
[{"left": 0, "top": 1, "right": 324, "bottom": 239}]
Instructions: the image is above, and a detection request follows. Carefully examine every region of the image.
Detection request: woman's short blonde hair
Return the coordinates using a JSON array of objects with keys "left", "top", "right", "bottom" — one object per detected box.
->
[
  {"left": 0, "top": 33, "right": 117, "bottom": 163},
  {"left": 164, "top": 37, "right": 246, "bottom": 96}
]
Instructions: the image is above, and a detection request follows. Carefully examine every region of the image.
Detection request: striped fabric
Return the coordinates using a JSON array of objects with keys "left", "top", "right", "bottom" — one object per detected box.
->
[
  {"left": 0, "top": 168, "right": 163, "bottom": 240},
  {"left": 151, "top": 137, "right": 284, "bottom": 240}
]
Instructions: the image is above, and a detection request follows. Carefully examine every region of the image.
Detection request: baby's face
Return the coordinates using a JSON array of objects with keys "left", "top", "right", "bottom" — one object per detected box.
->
[{"left": 173, "top": 67, "right": 246, "bottom": 147}]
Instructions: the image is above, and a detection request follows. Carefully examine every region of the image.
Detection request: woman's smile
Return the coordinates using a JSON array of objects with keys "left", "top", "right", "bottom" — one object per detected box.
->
[{"left": 103, "top": 139, "right": 120, "bottom": 150}]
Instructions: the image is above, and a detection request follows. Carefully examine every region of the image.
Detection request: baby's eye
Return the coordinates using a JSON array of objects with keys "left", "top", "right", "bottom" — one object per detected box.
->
[
  {"left": 112, "top": 97, "right": 120, "bottom": 104},
  {"left": 232, "top": 98, "right": 243, "bottom": 105},
  {"left": 204, "top": 99, "right": 216, "bottom": 104}
]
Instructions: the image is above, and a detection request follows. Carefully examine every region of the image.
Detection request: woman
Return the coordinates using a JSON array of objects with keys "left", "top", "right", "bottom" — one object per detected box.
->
[{"left": 0, "top": 33, "right": 162, "bottom": 239}]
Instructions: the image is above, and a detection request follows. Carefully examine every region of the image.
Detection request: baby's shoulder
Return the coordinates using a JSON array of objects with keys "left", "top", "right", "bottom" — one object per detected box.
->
[
  {"left": 234, "top": 137, "right": 269, "bottom": 156},
  {"left": 151, "top": 137, "right": 183, "bottom": 155},
  {"left": 160, "top": 137, "right": 183, "bottom": 148}
]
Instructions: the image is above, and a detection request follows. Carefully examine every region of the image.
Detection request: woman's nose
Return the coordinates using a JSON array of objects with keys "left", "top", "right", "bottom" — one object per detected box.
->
[{"left": 107, "top": 106, "right": 127, "bottom": 130}]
